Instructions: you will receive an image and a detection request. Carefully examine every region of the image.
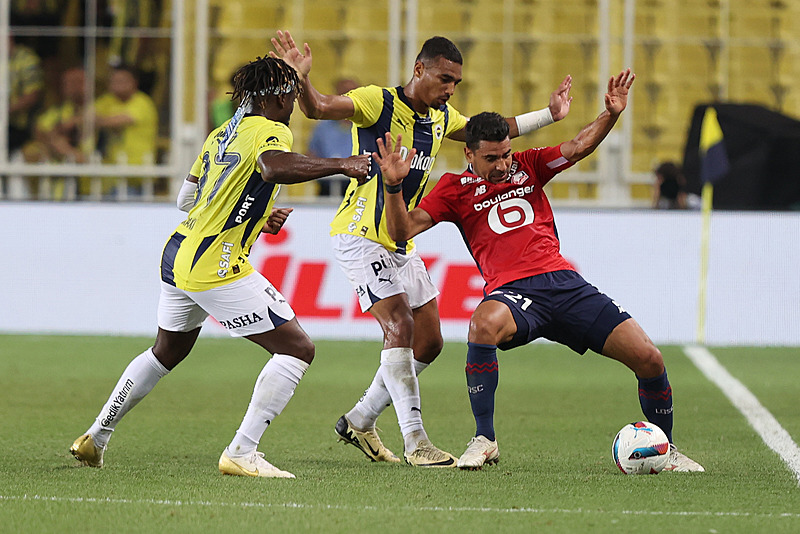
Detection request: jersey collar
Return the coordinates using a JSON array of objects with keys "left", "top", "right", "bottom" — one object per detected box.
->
[{"left": 395, "top": 86, "right": 442, "bottom": 123}]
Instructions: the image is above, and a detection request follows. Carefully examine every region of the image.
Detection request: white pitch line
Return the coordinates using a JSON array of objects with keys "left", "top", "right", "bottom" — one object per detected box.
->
[
  {"left": 1, "top": 494, "right": 800, "bottom": 518},
  {"left": 683, "top": 345, "right": 800, "bottom": 485}
]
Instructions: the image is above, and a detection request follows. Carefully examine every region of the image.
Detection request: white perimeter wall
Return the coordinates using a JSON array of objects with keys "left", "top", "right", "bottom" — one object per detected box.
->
[{"left": 2, "top": 203, "right": 798, "bottom": 346}]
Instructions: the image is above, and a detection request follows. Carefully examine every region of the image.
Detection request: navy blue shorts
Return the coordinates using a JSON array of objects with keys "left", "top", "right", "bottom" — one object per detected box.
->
[{"left": 484, "top": 270, "right": 631, "bottom": 355}]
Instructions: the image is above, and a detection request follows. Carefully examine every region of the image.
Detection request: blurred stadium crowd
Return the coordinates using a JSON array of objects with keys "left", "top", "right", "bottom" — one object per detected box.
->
[{"left": 2, "top": 0, "right": 798, "bottom": 206}]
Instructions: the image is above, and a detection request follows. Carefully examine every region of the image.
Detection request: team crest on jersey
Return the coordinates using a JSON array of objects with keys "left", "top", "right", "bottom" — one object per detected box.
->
[
  {"left": 506, "top": 161, "right": 529, "bottom": 184},
  {"left": 433, "top": 124, "right": 444, "bottom": 140},
  {"left": 511, "top": 170, "right": 529, "bottom": 185}
]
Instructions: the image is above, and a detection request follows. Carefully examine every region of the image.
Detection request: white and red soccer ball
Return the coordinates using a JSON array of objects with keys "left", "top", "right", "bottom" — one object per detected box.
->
[{"left": 612, "top": 421, "right": 671, "bottom": 475}]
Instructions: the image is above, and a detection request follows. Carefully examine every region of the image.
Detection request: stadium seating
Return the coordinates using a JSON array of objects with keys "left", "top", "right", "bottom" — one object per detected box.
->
[{"left": 9, "top": 0, "right": 800, "bottom": 206}]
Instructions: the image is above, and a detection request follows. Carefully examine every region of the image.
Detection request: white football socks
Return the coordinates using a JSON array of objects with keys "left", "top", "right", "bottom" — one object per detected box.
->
[
  {"left": 227, "top": 354, "right": 309, "bottom": 457},
  {"left": 346, "top": 359, "right": 429, "bottom": 430},
  {"left": 87, "top": 347, "right": 170, "bottom": 449},
  {"left": 376, "top": 347, "right": 426, "bottom": 451}
]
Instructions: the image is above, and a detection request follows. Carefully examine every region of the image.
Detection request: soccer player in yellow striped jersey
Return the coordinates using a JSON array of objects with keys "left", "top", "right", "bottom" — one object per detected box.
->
[
  {"left": 70, "top": 57, "right": 369, "bottom": 478},
  {"left": 273, "top": 32, "right": 573, "bottom": 466}
]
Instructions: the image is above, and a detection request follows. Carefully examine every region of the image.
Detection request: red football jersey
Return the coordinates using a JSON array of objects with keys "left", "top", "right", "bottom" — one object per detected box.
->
[{"left": 418, "top": 144, "right": 576, "bottom": 294}]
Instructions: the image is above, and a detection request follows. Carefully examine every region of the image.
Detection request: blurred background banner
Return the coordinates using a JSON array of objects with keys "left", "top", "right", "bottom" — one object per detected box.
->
[{"left": 3, "top": 204, "right": 799, "bottom": 346}]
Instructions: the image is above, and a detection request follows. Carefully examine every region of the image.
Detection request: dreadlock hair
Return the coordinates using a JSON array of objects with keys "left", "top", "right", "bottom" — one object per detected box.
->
[
  {"left": 217, "top": 57, "right": 300, "bottom": 159},
  {"left": 230, "top": 56, "right": 301, "bottom": 111}
]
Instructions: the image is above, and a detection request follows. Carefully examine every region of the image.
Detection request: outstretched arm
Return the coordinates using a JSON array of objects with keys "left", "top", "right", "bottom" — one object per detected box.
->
[
  {"left": 373, "top": 133, "right": 436, "bottom": 242},
  {"left": 270, "top": 30, "right": 355, "bottom": 120},
  {"left": 448, "top": 75, "right": 573, "bottom": 142},
  {"left": 560, "top": 68, "right": 634, "bottom": 163},
  {"left": 258, "top": 150, "right": 370, "bottom": 185}
]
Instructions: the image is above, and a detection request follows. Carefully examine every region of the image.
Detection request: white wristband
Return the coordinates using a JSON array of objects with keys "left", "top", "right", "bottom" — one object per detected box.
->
[
  {"left": 515, "top": 108, "right": 554, "bottom": 135},
  {"left": 177, "top": 178, "right": 198, "bottom": 212}
]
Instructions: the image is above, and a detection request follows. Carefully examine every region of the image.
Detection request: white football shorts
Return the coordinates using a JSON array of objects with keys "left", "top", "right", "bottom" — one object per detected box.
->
[
  {"left": 157, "top": 270, "right": 295, "bottom": 337},
  {"left": 332, "top": 233, "right": 439, "bottom": 313}
]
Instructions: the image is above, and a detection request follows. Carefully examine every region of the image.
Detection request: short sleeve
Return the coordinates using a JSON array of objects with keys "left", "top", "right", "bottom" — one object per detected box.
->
[
  {"left": 417, "top": 175, "right": 459, "bottom": 224},
  {"left": 189, "top": 152, "right": 204, "bottom": 177},
  {"left": 346, "top": 85, "right": 384, "bottom": 128},
  {"left": 514, "top": 144, "right": 574, "bottom": 187},
  {"left": 256, "top": 122, "right": 293, "bottom": 154},
  {"left": 444, "top": 105, "right": 469, "bottom": 138}
]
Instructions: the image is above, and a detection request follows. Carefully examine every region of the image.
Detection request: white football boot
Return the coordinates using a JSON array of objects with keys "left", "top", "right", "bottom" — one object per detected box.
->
[
  {"left": 218, "top": 449, "right": 295, "bottom": 478},
  {"left": 663, "top": 444, "right": 705, "bottom": 472},
  {"left": 457, "top": 436, "right": 500, "bottom": 470}
]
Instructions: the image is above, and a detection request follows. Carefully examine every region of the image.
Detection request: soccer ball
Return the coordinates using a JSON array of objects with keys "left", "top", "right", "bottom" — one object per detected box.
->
[{"left": 612, "top": 421, "right": 671, "bottom": 475}]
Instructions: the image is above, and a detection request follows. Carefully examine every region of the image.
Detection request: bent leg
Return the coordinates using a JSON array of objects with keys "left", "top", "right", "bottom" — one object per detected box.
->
[
  {"left": 602, "top": 318, "right": 673, "bottom": 442},
  {"left": 225, "top": 319, "right": 313, "bottom": 457}
]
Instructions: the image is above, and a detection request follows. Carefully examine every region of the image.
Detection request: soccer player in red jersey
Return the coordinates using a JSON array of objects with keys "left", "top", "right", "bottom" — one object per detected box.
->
[{"left": 372, "top": 69, "right": 704, "bottom": 473}]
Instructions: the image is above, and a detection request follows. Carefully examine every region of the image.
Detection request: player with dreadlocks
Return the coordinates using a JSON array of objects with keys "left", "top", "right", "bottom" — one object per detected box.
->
[{"left": 70, "top": 56, "right": 370, "bottom": 478}]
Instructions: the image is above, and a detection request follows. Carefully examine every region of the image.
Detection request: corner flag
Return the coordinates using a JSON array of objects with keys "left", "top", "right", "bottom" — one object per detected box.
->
[
  {"left": 699, "top": 107, "right": 729, "bottom": 185},
  {"left": 696, "top": 106, "right": 728, "bottom": 344}
]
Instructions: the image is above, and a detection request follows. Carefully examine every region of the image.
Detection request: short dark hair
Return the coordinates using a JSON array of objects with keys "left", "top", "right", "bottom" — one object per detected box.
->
[
  {"left": 416, "top": 36, "right": 462, "bottom": 65},
  {"left": 465, "top": 112, "right": 509, "bottom": 150}
]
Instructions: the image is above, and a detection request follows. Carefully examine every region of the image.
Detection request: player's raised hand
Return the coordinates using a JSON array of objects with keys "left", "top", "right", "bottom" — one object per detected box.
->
[
  {"left": 373, "top": 133, "right": 415, "bottom": 187},
  {"left": 341, "top": 154, "right": 371, "bottom": 184},
  {"left": 262, "top": 207, "right": 293, "bottom": 235},
  {"left": 549, "top": 75, "right": 573, "bottom": 121},
  {"left": 270, "top": 30, "right": 312, "bottom": 77},
  {"left": 605, "top": 68, "right": 635, "bottom": 116}
]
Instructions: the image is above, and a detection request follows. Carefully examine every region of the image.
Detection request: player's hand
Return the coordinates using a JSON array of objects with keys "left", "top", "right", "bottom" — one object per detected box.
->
[
  {"left": 373, "top": 133, "right": 415, "bottom": 187},
  {"left": 341, "top": 154, "right": 371, "bottom": 184},
  {"left": 549, "top": 75, "right": 573, "bottom": 121},
  {"left": 261, "top": 207, "right": 293, "bottom": 235},
  {"left": 605, "top": 68, "right": 635, "bottom": 116},
  {"left": 269, "top": 30, "right": 312, "bottom": 77}
]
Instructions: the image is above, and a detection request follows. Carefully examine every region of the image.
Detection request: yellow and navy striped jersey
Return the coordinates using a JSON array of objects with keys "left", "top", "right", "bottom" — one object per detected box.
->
[
  {"left": 330, "top": 85, "right": 468, "bottom": 253},
  {"left": 161, "top": 115, "right": 291, "bottom": 291}
]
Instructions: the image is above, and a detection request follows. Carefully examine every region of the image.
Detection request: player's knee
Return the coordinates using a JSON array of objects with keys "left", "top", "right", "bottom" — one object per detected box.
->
[
  {"left": 292, "top": 336, "right": 315, "bottom": 364},
  {"left": 382, "top": 310, "right": 415, "bottom": 346},
  {"left": 468, "top": 314, "right": 505, "bottom": 345},
  {"left": 636, "top": 343, "right": 664, "bottom": 377},
  {"left": 416, "top": 333, "right": 443, "bottom": 363}
]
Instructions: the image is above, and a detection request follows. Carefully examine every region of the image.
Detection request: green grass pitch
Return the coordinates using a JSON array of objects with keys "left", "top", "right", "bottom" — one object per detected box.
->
[{"left": 1, "top": 335, "right": 799, "bottom": 532}]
